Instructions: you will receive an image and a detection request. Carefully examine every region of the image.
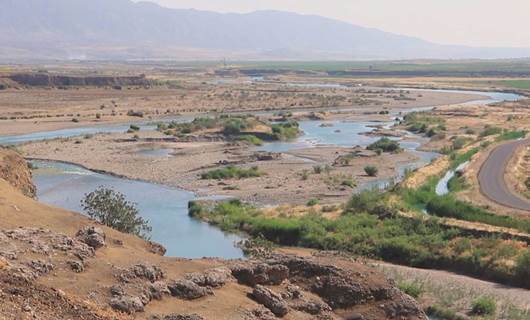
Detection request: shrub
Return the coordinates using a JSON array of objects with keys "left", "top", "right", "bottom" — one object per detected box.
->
[
  {"left": 398, "top": 281, "right": 424, "bottom": 299},
  {"left": 480, "top": 126, "right": 502, "bottom": 137},
  {"left": 306, "top": 199, "right": 319, "bottom": 206},
  {"left": 238, "top": 135, "right": 263, "bottom": 146},
  {"left": 95, "top": 113, "right": 101, "bottom": 119},
  {"left": 426, "top": 305, "right": 466, "bottom": 320},
  {"left": 271, "top": 121, "right": 300, "bottom": 140},
  {"left": 201, "top": 166, "right": 263, "bottom": 180},
  {"left": 515, "top": 251, "right": 530, "bottom": 287},
  {"left": 471, "top": 297, "right": 496, "bottom": 316},
  {"left": 72, "top": 118, "right": 79, "bottom": 123},
  {"left": 364, "top": 165, "right": 379, "bottom": 177},
  {"left": 81, "top": 187, "right": 151, "bottom": 239},
  {"left": 451, "top": 136, "right": 469, "bottom": 150},
  {"left": 129, "top": 124, "right": 140, "bottom": 131},
  {"left": 127, "top": 110, "right": 144, "bottom": 118},
  {"left": 367, "top": 138, "right": 401, "bottom": 153}
]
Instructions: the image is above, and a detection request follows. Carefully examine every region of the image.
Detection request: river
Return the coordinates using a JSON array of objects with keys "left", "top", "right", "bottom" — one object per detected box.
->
[{"left": 1, "top": 88, "right": 524, "bottom": 259}]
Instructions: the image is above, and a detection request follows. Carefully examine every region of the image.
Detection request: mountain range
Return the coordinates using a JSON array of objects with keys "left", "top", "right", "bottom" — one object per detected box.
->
[{"left": 1, "top": 0, "right": 530, "bottom": 61}]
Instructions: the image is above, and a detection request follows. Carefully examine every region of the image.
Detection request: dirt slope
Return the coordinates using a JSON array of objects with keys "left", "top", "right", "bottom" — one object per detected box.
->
[{"left": 0, "top": 148, "right": 426, "bottom": 320}]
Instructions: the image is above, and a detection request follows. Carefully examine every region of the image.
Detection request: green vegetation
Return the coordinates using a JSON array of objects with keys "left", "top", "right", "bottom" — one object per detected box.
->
[
  {"left": 271, "top": 120, "right": 300, "bottom": 140},
  {"left": 238, "top": 134, "right": 263, "bottom": 146},
  {"left": 200, "top": 166, "right": 263, "bottom": 180},
  {"left": 367, "top": 137, "right": 402, "bottom": 153},
  {"left": 81, "top": 187, "right": 151, "bottom": 239},
  {"left": 364, "top": 165, "right": 379, "bottom": 177},
  {"left": 129, "top": 124, "right": 140, "bottom": 131},
  {"left": 480, "top": 125, "right": 502, "bottom": 137},
  {"left": 306, "top": 198, "right": 320, "bottom": 206},
  {"left": 398, "top": 281, "right": 424, "bottom": 299},
  {"left": 426, "top": 305, "right": 466, "bottom": 320},
  {"left": 447, "top": 175, "right": 467, "bottom": 193},
  {"left": 471, "top": 297, "right": 496, "bottom": 316},
  {"left": 495, "top": 130, "right": 527, "bottom": 142},
  {"left": 449, "top": 147, "right": 480, "bottom": 168},
  {"left": 492, "top": 79, "right": 530, "bottom": 89},
  {"left": 402, "top": 112, "right": 446, "bottom": 136},
  {"left": 189, "top": 195, "right": 530, "bottom": 288}
]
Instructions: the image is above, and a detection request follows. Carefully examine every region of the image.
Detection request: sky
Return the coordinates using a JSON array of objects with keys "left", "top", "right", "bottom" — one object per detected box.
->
[{"left": 138, "top": 0, "right": 530, "bottom": 47}]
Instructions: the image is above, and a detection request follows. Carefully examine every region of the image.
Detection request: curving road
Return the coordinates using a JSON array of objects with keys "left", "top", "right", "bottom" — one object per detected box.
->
[{"left": 478, "top": 139, "right": 530, "bottom": 212}]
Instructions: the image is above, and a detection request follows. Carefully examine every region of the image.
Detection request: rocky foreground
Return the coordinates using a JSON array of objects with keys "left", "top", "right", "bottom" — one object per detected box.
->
[{"left": 0, "top": 146, "right": 426, "bottom": 319}]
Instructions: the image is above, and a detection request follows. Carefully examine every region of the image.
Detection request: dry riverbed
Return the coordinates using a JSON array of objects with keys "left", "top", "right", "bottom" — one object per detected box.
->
[{"left": 20, "top": 129, "right": 417, "bottom": 206}]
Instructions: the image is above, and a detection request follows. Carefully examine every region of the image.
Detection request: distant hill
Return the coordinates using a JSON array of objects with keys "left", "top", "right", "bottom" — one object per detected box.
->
[{"left": 1, "top": 0, "right": 530, "bottom": 60}]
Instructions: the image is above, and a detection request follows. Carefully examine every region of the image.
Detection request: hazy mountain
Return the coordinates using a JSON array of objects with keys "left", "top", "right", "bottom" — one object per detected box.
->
[{"left": 1, "top": 0, "right": 529, "bottom": 60}]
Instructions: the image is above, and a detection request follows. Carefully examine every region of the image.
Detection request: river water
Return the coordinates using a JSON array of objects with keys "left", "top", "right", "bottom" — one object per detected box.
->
[{"left": 1, "top": 88, "right": 524, "bottom": 259}]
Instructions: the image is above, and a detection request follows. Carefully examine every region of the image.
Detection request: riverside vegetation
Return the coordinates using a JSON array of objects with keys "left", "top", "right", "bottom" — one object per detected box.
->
[{"left": 189, "top": 128, "right": 530, "bottom": 294}]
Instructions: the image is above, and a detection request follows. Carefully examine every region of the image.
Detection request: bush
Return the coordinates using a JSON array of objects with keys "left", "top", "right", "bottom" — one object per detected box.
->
[
  {"left": 367, "top": 138, "right": 401, "bottom": 153},
  {"left": 426, "top": 305, "right": 466, "bottom": 320},
  {"left": 471, "top": 297, "right": 496, "bottom": 316},
  {"left": 127, "top": 110, "right": 144, "bottom": 118},
  {"left": 398, "top": 281, "right": 424, "bottom": 299},
  {"left": 271, "top": 121, "right": 300, "bottom": 140},
  {"left": 515, "top": 251, "right": 530, "bottom": 287},
  {"left": 238, "top": 135, "right": 263, "bottom": 146},
  {"left": 306, "top": 198, "right": 319, "bottom": 206},
  {"left": 201, "top": 166, "right": 263, "bottom": 180},
  {"left": 129, "top": 124, "right": 140, "bottom": 131},
  {"left": 480, "top": 126, "right": 502, "bottom": 137},
  {"left": 81, "top": 187, "right": 151, "bottom": 239},
  {"left": 364, "top": 165, "right": 379, "bottom": 177}
]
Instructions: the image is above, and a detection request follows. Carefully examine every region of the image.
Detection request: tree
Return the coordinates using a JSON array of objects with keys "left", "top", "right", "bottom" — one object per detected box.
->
[{"left": 81, "top": 187, "right": 151, "bottom": 239}]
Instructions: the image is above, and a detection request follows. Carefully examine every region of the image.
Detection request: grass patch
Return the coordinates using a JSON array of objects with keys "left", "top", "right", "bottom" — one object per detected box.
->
[
  {"left": 495, "top": 130, "right": 527, "bottom": 142},
  {"left": 398, "top": 281, "right": 424, "bottom": 299},
  {"left": 200, "top": 166, "right": 264, "bottom": 180},
  {"left": 426, "top": 305, "right": 466, "bottom": 320},
  {"left": 471, "top": 297, "right": 496, "bottom": 316}
]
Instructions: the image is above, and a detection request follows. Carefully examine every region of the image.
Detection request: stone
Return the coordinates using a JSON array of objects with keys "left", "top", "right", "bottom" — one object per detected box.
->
[
  {"left": 148, "top": 281, "right": 170, "bottom": 300},
  {"left": 167, "top": 280, "right": 212, "bottom": 300},
  {"left": 67, "top": 260, "right": 84, "bottom": 273},
  {"left": 251, "top": 285, "right": 289, "bottom": 317},
  {"left": 109, "top": 296, "right": 144, "bottom": 314},
  {"left": 186, "top": 267, "right": 233, "bottom": 288},
  {"left": 231, "top": 263, "right": 288, "bottom": 286},
  {"left": 76, "top": 226, "right": 106, "bottom": 249}
]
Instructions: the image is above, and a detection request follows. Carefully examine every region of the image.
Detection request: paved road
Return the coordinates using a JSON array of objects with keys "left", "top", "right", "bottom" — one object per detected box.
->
[{"left": 478, "top": 139, "right": 530, "bottom": 212}]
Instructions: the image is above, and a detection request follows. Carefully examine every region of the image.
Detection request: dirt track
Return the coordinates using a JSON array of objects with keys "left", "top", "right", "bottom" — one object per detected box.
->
[{"left": 478, "top": 139, "right": 530, "bottom": 211}]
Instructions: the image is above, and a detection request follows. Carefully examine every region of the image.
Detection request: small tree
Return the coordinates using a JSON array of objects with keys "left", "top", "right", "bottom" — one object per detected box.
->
[
  {"left": 364, "top": 165, "right": 379, "bottom": 177},
  {"left": 81, "top": 187, "right": 151, "bottom": 239}
]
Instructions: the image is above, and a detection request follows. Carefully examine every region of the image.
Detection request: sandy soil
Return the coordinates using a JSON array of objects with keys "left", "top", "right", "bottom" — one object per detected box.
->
[{"left": 507, "top": 143, "right": 530, "bottom": 199}]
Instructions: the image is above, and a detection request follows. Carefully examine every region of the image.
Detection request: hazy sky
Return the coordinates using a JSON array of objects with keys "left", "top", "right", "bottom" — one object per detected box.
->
[{"left": 139, "top": 0, "right": 530, "bottom": 47}]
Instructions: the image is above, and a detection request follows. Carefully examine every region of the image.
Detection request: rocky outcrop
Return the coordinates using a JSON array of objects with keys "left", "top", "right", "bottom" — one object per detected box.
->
[
  {"left": 0, "top": 147, "right": 36, "bottom": 198},
  {"left": 8, "top": 73, "right": 151, "bottom": 87},
  {"left": 231, "top": 254, "right": 428, "bottom": 320},
  {"left": 251, "top": 285, "right": 289, "bottom": 317}
]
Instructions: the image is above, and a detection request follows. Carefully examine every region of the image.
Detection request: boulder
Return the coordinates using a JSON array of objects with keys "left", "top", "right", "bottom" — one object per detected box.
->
[
  {"left": 109, "top": 296, "right": 144, "bottom": 314},
  {"left": 251, "top": 285, "right": 289, "bottom": 317},
  {"left": 186, "top": 267, "right": 233, "bottom": 288},
  {"left": 76, "top": 226, "right": 106, "bottom": 249},
  {"left": 167, "top": 280, "right": 212, "bottom": 300},
  {"left": 148, "top": 281, "right": 170, "bottom": 300}
]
